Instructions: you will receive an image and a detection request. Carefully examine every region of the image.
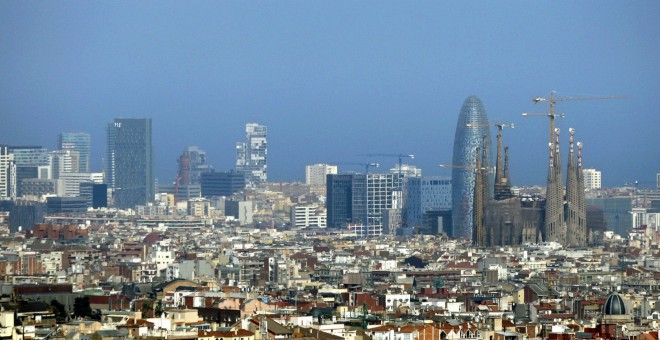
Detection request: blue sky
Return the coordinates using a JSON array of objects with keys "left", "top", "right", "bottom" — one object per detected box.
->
[{"left": 1, "top": 1, "right": 658, "bottom": 187}]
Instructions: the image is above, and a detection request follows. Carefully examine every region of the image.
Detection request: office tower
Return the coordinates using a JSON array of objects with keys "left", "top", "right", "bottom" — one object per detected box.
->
[
  {"left": 582, "top": 168, "right": 602, "bottom": 190},
  {"left": 8, "top": 146, "right": 49, "bottom": 166},
  {"left": 105, "top": 118, "right": 154, "bottom": 209},
  {"left": 59, "top": 172, "right": 92, "bottom": 197},
  {"left": 451, "top": 96, "right": 492, "bottom": 239},
  {"left": 200, "top": 170, "right": 245, "bottom": 197},
  {"left": 0, "top": 145, "right": 15, "bottom": 199},
  {"left": 326, "top": 174, "right": 366, "bottom": 228},
  {"left": 49, "top": 150, "right": 80, "bottom": 179},
  {"left": 366, "top": 173, "right": 401, "bottom": 233},
  {"left": 236, "top": 123, "right": 267, "bottom": 188},
  {"left": 59, "top": 132, "right": 91, "bottom": 172},
  {"left": 290, "top": 205, "right": 327, "bottom": 228},
  {"left": 46, "top": 196, "right": 88, "bottom": 214},
  {"left": 10, "top": 200, "right": 45, "bottom": 232},
  {"left": 306, "top": 164, "right": 338, "bottom": 186},
  {"left": 177, "top": 146, "right": 213, "bottom": 186},
  {"left": 325, "top": 172, "right": 399, "bottom": 236},
  {"left": 404, "top": 177, "right": 452, "bottom": 229},
  {"left": 9, "top": 146, "right": 48, "bottom": 199}
]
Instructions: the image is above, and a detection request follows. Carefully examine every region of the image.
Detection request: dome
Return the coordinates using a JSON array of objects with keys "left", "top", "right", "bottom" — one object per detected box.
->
[{"left": 603, "top": 293, "right": 627, "bottom": 315}]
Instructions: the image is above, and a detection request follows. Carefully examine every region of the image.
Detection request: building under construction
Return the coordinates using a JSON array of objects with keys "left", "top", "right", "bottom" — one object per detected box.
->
[{"left": 472, "top": 126, "right": 588, "bottom": 248}]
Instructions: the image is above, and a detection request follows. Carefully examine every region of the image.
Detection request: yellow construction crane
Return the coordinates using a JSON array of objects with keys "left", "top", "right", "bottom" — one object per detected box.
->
[
  {"left": 523, "top": 91, "right": 626, "bottom": 148},
  {"left": 439, "top": 163, "right": 493, "bottom": 173}
]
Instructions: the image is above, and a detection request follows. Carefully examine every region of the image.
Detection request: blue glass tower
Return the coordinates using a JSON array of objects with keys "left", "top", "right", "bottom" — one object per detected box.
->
[
  {"left": 451, "top": 96, "right": 493, "bottom": 239},
  {"left": 59, "top": 132, "right": 91, "bottom": 172},
  {"left": 106, "top": 118, "right": 154, "bottom": 209}
]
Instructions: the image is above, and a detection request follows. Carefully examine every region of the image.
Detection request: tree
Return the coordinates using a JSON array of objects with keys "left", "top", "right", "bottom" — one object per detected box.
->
[
  {"left": 73, "top": 297, "right": 93, "bottom": 318},
  {"left": 50, "top": 299, "right": 67, "bottom": 322},
  {"left": 141, "top": 301, "right": 153, "bottom": 318},
  {"left": 154, "top": 300, "right": 163, "bottom": 317}
]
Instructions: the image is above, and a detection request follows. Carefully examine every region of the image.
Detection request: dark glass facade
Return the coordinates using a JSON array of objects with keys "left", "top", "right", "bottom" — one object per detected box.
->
[
  {"left": 451, "top": 96, "right": 493, "bottom": 239},
  {"left": 326, "top": 174, "right": 366, "bottom": 228},
  {"left": 105, "top": 118, "right": 153, "bottom": 209},
  {"left": 200, "top": 170, "right": 245, "bottom": 197}
]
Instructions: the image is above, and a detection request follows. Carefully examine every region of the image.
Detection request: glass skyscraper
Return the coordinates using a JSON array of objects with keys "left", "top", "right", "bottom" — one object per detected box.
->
[
  {"left": 59, "top": 132, "right": 91, "bottom": 172},
  {"left": 451, "top": 96, "right": 493, "bottom": 239},
  {"left": 105, "top": 118, "right": 154, "bottom": 209}
]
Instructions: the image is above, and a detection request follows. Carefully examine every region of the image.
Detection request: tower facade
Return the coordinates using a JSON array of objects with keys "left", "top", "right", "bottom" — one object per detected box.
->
[
  {"left": 105, "top": 118, "right": 154, "bottom": 209},
  {"left": 451, "top": 96, "right": 492, "bottom": 239},
  {"left": 59, "top": 132, "right": 91, "bottom": 172},
  {"left": 0, "top": 145, "right": 15, "bottom": 199},
  {"left": 236, "top": 123, "right": 267, "bottom": 188},
  {"left": 404, "top": 176, "right": 451, "bottom": 229},
  {"left": 177, "top": 146, "right": 213, "bottom": 186},
  {"left": 544, "top": 128, "right": 565, "bottom": 244},
  {"left": 565, "top": 128, "right": 587, "bottom": 247},
  {"left": 326, "top": 173, "right": 366, "bottom": 228}
]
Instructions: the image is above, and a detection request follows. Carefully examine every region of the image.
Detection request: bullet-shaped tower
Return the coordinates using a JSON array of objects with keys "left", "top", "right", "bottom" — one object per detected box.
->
[{"left": 452, "top": 96, "right": 493, "bottom": 240}]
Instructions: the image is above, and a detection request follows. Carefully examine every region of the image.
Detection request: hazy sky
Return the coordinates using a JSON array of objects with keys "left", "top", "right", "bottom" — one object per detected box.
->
[{"left": 1, "top": 1, "right": 658, "bottom": 187}]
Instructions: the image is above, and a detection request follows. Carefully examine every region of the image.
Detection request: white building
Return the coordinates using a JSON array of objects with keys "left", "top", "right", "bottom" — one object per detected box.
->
[
  {"left": 583, "top": 168, "right": 602, "bottom": 190},
  {"left": 0, "top": 146, "right": 14, "bottom": 199},
  {"left": 290, "top": 205, "right": 327, "bottom": 228},
  {"left": 632, "top": 207, "right": 660, "bottom": 230},
  {"left": 49, "top": 149, "right": 80, "bottom": 179},
  {"left": 59, "top": 172, "right": 92, "bottom": 197},
  {"left": 305, "top": 163, "right": 337, "bottom": 186}
]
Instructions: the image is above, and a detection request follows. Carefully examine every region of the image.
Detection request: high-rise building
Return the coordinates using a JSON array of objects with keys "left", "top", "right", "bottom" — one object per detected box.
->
[
  {"left": 49, "top": 150, "right": 80, "bottom": 179},
  {"left": 59, "top": 132, "right": 91, "bottom": 172},
  {"left": 326, "top": 174, "right": 366, "bottom": 228},
  {"left": 325, "top": 172, "right": 400, "bottom": 236},
  {"left": 236, "top": 123, "right": 267, "bottom": 188},
  {"left": 177, "top": 146, "right": 213, "bottom": 186},
  {"left": 105, "top": 118, "right": 154, "bottom": 209},
  {"left": 8, "top": 146, "right": 49, "bottom": 167},
  {"left": 367, "top": 173, "right": 402, "bottom": 230},
  {"left": 404, "top": 176, "right": 452, "bottom": 229},
  {"left": 583, "top": 168, "right": 602, "bottom": 190},
  {"left": 306, "top": 164, "right": 338, "bottom": 186},
  {"left": 0, "top": 145, "right": 15, "bottom": 199},
  {"left": 200, "top": 170, "right": 245, "bottom": 197},
  {"left": 451, "top": 96, "right": 492, "bottom": 239}
]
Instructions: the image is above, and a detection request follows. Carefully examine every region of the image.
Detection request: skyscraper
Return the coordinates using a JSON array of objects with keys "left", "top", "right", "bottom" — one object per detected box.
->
[
  {"left": 59, "top": 132, "right": 91, "bottom": 172},
  {"left": 236, "top": 123, "right": 267, "bottom": 188},
  {"left": 177, "top": 146, "right": 213, "bottom": 186},
  {"left": 326, "top": 173, "right": 366, "bottom": 228},
  {"left": 451, "top": 96, "right": 492, "bottom": 239},
  {"left": 0, "top": 145, "right": 15, "bottom": 199},
  {"left": 105, "top": 118, "right": 154, "bottom": 209}
]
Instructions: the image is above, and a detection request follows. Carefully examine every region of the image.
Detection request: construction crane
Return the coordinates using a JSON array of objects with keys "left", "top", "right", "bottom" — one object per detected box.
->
[
  {"left": 337, "top": 162, "right": 380, "bottom": 174},
  {"left": 439, "top": 163, "right": 493, "bottom": 173},
  {"left": 363, "top": 153, "right": 414, "bottom": 185},
  {"left": 523, "top": 91, "right": 626, "bottom": 148}
]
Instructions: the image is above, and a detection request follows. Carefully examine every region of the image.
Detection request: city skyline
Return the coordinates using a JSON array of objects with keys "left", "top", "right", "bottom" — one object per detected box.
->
[{"left": 1, "top": 2, "right": 658, "bottom": 187}]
